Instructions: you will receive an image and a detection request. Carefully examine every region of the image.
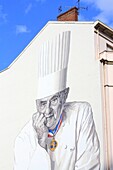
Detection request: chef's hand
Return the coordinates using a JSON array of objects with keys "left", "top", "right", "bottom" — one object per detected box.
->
[{"left": 32, "top": 112, "right": 48, "bottom": 149}]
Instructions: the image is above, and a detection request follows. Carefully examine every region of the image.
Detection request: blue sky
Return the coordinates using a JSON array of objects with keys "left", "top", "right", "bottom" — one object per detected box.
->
[{"left": 0, "top": 0, "right": 113, "bottom": 71}]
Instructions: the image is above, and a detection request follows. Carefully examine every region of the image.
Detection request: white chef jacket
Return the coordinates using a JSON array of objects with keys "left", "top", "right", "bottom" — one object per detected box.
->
[{"left": 14, "top": 102, "right": 100, "bottom": 170}]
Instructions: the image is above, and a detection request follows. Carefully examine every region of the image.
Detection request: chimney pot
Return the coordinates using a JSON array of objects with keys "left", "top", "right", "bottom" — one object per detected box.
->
[{"left": 57, "top": 7, "right": 78, "bottom": 21}]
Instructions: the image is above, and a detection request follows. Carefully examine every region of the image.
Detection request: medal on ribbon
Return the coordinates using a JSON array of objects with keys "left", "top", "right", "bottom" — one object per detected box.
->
[
  {"left": 48, "top": 113, "right": 63, "bottom": 151},
  {"left": 49, "top": 137, "right": 58, "bottom": 151}
]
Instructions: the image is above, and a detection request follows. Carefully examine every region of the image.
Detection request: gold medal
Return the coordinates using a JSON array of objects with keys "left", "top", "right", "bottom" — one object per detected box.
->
[{"left": 49, "top": 137, "right": 58, "bottom": 151}]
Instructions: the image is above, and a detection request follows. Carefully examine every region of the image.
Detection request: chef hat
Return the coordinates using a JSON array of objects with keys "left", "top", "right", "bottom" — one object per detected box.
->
[{"left": 37, "top": 31, "right": 71, "bottom": 99}]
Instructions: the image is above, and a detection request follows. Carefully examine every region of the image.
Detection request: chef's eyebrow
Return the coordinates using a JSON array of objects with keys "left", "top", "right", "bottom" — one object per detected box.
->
[
  {"left": 40, "top": 100, "right": 47, "bottom": 104},
  {"left": 36, "top": 99, "right": 47, "bottom": 105},
  {"left": 50, "top": 95, "right": 59, "bottom": 101}
]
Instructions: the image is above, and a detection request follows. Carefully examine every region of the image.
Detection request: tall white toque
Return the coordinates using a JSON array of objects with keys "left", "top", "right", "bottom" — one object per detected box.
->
[{"left": 37, "top": 31, "right": 71, "bottom": 99}]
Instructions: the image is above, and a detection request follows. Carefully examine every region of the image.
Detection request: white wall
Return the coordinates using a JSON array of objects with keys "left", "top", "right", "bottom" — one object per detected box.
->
[
  {"left": 0, "top": 22, "right": 104, "bottom": 169},
  {"left": 0, "top": 33, "right": 41, "bottom": 169}
]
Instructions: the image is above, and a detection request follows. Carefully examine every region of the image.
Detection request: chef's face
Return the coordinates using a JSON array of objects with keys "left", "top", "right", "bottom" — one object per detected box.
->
[{"left": 36, "top": 88, "right": 69, "bottom": 130}]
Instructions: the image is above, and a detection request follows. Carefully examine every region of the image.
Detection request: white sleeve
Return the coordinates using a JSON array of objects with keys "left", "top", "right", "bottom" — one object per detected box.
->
[
  {"left": 75, "top": 103, "right": 100, "bottom": 170},
  {"left": 14, "top": 135, "right": 51, "bottom": 170},
  {"left": 28, "top": 145, "right": 51, "bottom": 170},
  {"left": 14, "top": 136, "right": 30, "bottom": 170}
]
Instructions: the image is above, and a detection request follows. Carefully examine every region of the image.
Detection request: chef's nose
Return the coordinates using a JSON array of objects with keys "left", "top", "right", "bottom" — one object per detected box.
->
[{"left": 45, "top": 101, "right": 51, "bottom": 115}]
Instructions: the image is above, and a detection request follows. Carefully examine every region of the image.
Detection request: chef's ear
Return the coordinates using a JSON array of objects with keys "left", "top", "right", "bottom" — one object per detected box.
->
[
  {"left": 64, "top": 87, "right": 69, "bottom": 101},
  {"left": 60, "top": 87, "right": 69, "bottom": 104}
]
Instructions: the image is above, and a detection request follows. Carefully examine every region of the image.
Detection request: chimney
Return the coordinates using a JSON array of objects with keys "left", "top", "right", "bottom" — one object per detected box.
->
[{"left": 57, "top": 7, "right": 78, "bottom": 21}]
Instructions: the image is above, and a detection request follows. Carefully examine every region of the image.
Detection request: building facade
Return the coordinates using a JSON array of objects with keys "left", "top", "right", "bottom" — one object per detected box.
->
[
  {"left": 0, "top": 20, "right": 113, "bottom": 170},
  {"left": 94, "top": 21, "right": 113, "bottom": 169}
]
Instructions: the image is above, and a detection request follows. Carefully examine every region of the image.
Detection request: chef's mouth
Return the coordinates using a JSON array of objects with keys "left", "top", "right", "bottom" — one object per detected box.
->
[
  {"left": 44, "top": 114, "right": 54, "bottom": 125},
  {"left": 44, "top": 110, "right": 54, "bottom": 118},
  {"left": 45, "top": 114, "right": 54, "bottom": 119}
]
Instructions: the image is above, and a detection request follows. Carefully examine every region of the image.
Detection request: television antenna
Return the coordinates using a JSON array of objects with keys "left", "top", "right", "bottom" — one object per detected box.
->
[
  {"left": 58, "top": 0, "right": 88, "bottom": 15},
  {"left": 58, "top": 6, "right": 62, "bottom": 13},
  {"left": 76, "top": 0, "right": 88, "bottom": 15}
]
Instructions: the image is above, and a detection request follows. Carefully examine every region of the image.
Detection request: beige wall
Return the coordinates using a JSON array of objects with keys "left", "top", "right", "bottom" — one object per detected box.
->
[
  {"left": 102, "top": 63, "right": 113, "bottom": 170},
  {"left": 95, "top": 24, "right": 113, "bottom": 169},
  {"left": 99, "top": 51, "right": 113, "bottom": 169},
  {"left": 0, "top": 21, "right": 105, "bottom": 170}
]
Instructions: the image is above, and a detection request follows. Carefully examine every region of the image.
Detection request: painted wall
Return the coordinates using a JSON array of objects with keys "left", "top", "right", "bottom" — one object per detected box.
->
[
  {"left": 0, "top": 21, "right": 104, "bottom": 169},
  {"left": 0, "top": 37, "right": 39, "bottom": 170}
]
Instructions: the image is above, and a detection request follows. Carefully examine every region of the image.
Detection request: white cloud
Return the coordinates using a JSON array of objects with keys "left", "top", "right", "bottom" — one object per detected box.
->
[
  {"left": 82, "top": 0, "right": 113, "bottom": 13},
  {"left": 93, "top": 12, "right": 109, "bottom": 23},
  {"left": 95, "top": 0, "right": 113, "bottom": 12},
  {"left": 25, "top": 3, "right": 32, "bottom": 14},
  {"left": 0, "top": 5, "right": 7, "bottom": 23},
  {"left": 16, "top": 25, "right": 30, "bottom": 34},
  {"left": 82, "top": 0, "right": 113, "bottom": 26}
]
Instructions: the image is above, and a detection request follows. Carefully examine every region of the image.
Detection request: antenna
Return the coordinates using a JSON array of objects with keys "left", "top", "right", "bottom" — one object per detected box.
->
[
  {"left": 77, "top": 0, "right": 80, "bottom": 10},
  {"left": 76, "top": 0, "right": 88, "bottom": 15},
  {"left": 58, "top": 6, "right": 62, "bottom": 13}
]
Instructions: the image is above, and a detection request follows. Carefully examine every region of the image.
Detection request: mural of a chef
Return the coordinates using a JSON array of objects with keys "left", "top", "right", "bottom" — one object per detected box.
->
[{"left": 14, "top": 31, "right": 100, "bottom": 170}]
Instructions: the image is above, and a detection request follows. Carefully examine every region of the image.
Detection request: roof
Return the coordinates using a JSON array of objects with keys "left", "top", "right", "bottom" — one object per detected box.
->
[
  {"left": 0, "top": 20, "right": 113, "bottom": 73},
  {"left": 94, "top": 20, "right": 113, "bottom": 39}
]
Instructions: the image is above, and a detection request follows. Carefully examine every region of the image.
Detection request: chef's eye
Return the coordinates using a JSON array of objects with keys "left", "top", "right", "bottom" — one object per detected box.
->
[
  {"left": 51, "top": 96, "right": 58, "bottom": 106},
  {"left": 40, "top": 101, "right": 47, "bottom": 109}
]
